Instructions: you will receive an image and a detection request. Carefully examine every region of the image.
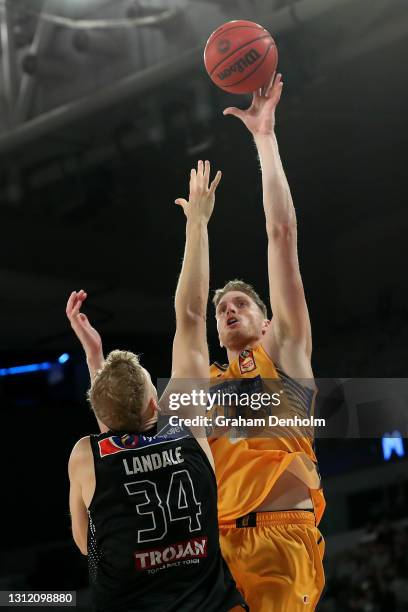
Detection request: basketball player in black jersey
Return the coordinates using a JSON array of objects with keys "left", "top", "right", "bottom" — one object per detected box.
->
[{"left": 67, "top": 161, "right": 247, "bottom": 612}]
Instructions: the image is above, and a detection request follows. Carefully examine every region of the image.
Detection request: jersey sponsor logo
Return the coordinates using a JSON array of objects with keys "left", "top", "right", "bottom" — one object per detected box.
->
[
  {"left": 98, "top": 429, "right": 189, "bottom": 457},
  {"left": 134, "top": 536, "right": 208, "bottom": 570},
  {"left": 239, "top": 349, "right": 256, "bottom": 373},
  {"left": 99, "top": 434, "right": 140, "bottom": 457}
]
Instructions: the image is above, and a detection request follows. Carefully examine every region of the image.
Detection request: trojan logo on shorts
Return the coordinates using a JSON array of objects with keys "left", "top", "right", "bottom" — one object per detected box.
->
[
  {"left": 239, "top": 349, "right": 256, "bottom": 374},
  {"left": 134, "top": 537, "right": 208, "bottom": 570},
  {"left": 217, "top": 48, "right": 261, "bottom": 80},
  {"left": 98, "top": 433, "right": 140, "bottom": 457}
]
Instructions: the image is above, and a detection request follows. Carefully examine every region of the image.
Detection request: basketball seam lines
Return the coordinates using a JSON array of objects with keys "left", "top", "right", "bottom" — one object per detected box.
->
[
  {"left": 207, "top": 24, "right": 265, "bottom": 45},
  {"left": 209, "top": 35, "right": 271, "bottom": 77},
  {"left": 221, "top": 42, "right": 275, "bottom": 89}
]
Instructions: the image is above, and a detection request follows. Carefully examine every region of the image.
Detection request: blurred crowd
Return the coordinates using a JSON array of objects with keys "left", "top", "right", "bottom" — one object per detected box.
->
[{"left": 321, "top": 520, "right": 408, "bottom": 611}]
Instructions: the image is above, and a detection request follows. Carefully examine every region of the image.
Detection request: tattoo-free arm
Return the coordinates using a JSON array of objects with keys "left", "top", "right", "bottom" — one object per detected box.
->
[
  {"left": 255, "top": 132, "right": 312, "bottom": 356},
  {"left": 224, "top": 74, "right": 311, "bottom": 355},
  {"left": 68, "top": 438, "right": 90, "bottom": 555},
  {"left": 172, "top": 160, "right": 222, "bottom": 379},
  {"left": 66, "top": 291, "right": 108, "bottom": 432}
]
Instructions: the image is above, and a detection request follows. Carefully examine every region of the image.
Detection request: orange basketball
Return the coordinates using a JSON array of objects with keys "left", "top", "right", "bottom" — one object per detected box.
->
[{"left": 204, "top": 20, "right": 278, "bottom": 94}]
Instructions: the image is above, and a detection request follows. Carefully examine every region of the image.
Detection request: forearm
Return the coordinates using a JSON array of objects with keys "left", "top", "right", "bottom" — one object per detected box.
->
[
  {"left": 84, "top": 353, "right": 107, "bottom": 431},
  {"left": 86, "top": 352, "right": 104, "bottom": 381},
  {"left": 254, "top": 133, "right": 296, "bottom": 232},
  {"left": 175, "top": 218, "right": 209, "bottom": 320}
]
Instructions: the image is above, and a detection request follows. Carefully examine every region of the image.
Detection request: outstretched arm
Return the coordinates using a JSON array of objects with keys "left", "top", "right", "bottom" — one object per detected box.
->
[
  {"left": 167, "top": 161, "right": 221, "bottom": 466},
  {"left": 223, "top": 74, "right": 312, "bottom": 358},
  {"left": 66, "top": 290, "right": 108, "bottom": 432},
  {"left": 66, "top": 290, "right": 105, "bottom": 379},
  {"left": 172, "top": 160, "right": 222, "bottom": 379}
]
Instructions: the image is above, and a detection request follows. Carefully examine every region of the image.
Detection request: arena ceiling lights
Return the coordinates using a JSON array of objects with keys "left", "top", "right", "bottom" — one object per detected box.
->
[{"left": 3, "top": 0, "right": 189, "bottom": 30}]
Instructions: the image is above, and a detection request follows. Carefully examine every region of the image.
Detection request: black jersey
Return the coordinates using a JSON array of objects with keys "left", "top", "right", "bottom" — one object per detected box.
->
[{"left": 87, "top": 423, "right": 246, "bottom": 612}]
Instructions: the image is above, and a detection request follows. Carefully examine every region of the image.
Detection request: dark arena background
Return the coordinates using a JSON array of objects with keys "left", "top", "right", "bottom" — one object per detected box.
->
[{"left": 1, "top": 0, "right": 408, "bottom": 610}]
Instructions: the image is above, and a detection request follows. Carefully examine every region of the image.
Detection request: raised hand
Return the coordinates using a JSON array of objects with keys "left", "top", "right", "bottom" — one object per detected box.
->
[
  {"left": 223, "top": 72, "right": 283, "bottom": 136},
  {"left": 66, "top": 290, "right": 104, "bottom": 376},
  {"left": 175, "top": 160, "right": 222, "bottom": 223}
]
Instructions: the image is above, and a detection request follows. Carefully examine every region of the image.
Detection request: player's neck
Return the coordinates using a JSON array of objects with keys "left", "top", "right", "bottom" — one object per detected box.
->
[
  {"left": 139, "top": 414, "right": 158, "bottom": 432},
  {"left": 226, "top": 338, "right": 261, "bottom": 363}
]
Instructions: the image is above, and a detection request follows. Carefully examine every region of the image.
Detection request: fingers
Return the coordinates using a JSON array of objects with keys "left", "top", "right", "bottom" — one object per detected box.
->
[
  {"left": 251, "top": 88, "right": 262, "bottom": 103},
  {"left": 209, "top": 170, "right": 222, "bottom": 194},
  {"left": 248, "top": 91, "right": 259, "bottom": 113},
  {"left": 66, "top": 289, "right": 87, "bottom": 320},
  {"left": 196, "top": 159, "right": 205, "bottom": 190},
  {"left": 193, "top": 161, "right": 221, "bottom": 193},
  {"left": 271, "top": 76, "right": 283, "bottom": 106},
  {"left": 265, "top": 71, "right": 276, "bottom": 97},
  {"left": 222, "top": 106, "right": 244, "bottom": 121},
  {"left": 189, "top": 167, "right": 196, "bottom": 194},
  {"left": 180, "top": 161, "right": 221, "bottom": 203},
  {"left": 79, "top": 313, "right": 90, "bottom": 326},
  {"left": 66, "top": 290, "right": 76, "bottom": 316},
  {"left": 274, "top": 72, "right": 283, "bottom": 92},
  {"left": 203, "top": 159, "right": 210, "bottom": 184},
  {"left": 266, "top": 72, "right": 283, "bottom": 99},
  {"left": 190, "top": 160, "right": 211, "bottom": 190},
  {"left": 175, "top": 198, "right": 188, "bottom": 209}
]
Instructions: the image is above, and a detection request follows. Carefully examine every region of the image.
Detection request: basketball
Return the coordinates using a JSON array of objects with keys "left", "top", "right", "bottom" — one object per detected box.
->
[{"left": 204, "top": 20, "right": 278, "bottom": 94}]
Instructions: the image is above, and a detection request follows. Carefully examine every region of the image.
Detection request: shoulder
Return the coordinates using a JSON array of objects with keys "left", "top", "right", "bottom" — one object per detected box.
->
[
  {"left": 68, "top": 436, "right": 92, "bottom": 478},
  {"left": 70, "top": 435, "right": 92, "bottom": 456},
  {"left": 261, "top": 321, "right": 303, "bottom": 361},
  {"left": 263, "top": 317, "right": 312, "bottom": 360},
  {"left": 261, "top": 328, "right": 314, "bottom": 380}
]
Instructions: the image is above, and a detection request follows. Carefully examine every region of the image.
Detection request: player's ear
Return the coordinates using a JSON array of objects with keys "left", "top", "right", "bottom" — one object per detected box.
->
[
  {"left": 261, "top": 319, "right": 271, "bottom": 335},
  {"left": 148, "top": 397, "right": 159, "bottom": 416}
]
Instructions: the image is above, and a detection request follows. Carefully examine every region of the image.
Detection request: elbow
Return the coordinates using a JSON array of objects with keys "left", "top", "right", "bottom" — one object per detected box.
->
[
  {"left": 266, "top": 221, "right": 297, "bottom": 242},
  {"left": 175, "top": 297, "right": 207, "bottom": 323},
  {"left": 176, "top": 309, "right": 206, "bottom": 327}
]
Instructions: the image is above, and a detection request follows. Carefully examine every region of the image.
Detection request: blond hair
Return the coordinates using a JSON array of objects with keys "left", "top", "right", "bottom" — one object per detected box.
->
[
  {"left": 213, "top": 279, "right": 268, "bottom": 318},
  {"left": 88, "top": 350, "right": 147, "bottom": 431}
]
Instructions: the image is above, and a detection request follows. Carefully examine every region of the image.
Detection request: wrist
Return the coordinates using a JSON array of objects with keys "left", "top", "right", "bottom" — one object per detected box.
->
[
  {"left": 86, "top": 352, "right": 104, "bottom": 371},
  {"left": 186, "top": 216, "right": 209, "bottom": 229},
  {"left": 253, "top": 131, "right": 276, "bottom": 144}
]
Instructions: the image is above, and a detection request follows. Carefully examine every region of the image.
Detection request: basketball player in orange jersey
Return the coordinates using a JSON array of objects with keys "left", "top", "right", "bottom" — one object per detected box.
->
[{"left": 208, "top": 73, "right": 325, "bottom": 610}]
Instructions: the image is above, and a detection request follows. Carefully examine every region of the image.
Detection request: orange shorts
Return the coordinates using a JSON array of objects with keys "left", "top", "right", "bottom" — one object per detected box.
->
[{"left": 220, "top": 510, "right": 325, "bottom": 612}]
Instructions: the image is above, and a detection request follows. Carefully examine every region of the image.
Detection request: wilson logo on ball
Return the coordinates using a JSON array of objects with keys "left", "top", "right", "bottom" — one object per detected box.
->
[{"left": 217, "top": 48, "right": 261, "bottom": 80}]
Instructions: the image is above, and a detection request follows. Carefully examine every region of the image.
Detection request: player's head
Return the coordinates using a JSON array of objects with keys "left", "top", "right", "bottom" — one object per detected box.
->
[
  {"left": 213, "top": 279, "right": 269, "bottom": 350},
  {"left": 88, "top": 350, "right": 158, "bottom": 432}
]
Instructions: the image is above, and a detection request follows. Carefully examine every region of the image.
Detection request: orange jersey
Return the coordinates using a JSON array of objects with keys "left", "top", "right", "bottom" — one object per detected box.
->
[{"left": 209, "top": 344, "right": 326, "bottom": 525}]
